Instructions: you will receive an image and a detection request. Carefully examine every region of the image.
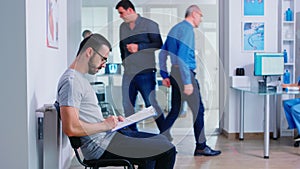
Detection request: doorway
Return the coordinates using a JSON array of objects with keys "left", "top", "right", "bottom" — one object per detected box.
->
[{"left": 81, "top": 0, "right": 220, "bottom": 136}]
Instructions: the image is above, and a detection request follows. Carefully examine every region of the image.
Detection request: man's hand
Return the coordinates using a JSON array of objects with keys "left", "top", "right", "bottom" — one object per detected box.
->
[
  {"left": 282, "top": 83, "right": 299, "bottom": 89},
  {"left": 184, "top": 84, "right": 193, "bottom": 95},
  {"left": 162, "top": 78, "right": 171, "bottom": 88},
  {"left": 104, "top": 116, "right": 122, "bottom": 130},
  {"left": 126, "top": 43, "right": 138, "bottom": 53},
  {"left": 117, "top": 116, "right": 125, "bottom": 122}
]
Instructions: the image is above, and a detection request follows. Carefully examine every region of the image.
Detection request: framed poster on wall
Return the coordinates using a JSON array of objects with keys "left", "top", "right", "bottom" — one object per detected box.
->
[
  {"left": 243, "top": 0, "right": 264, "bottom": 16},
  {"left": 46, "top": 0, "right": 59, "bottom": 49},
  {"left": 242, "top": 22, "right": 264, "bottom": 51}
]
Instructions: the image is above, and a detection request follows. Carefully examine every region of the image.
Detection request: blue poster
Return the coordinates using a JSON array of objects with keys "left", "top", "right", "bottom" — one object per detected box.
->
[
  {"left": 244, "top": 0, "right": 264, "bottom": 16},
  {"left": 243, "top": 22, "right": 264, "bottom": 51}
]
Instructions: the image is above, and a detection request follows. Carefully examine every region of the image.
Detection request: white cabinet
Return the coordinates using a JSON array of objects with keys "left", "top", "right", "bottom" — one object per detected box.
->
[
  {"left": 278, "top": 0, "right": 296, "bottom": 137},
  {"left": 279, "top": 0, "right": 296, "bottom": 83}
]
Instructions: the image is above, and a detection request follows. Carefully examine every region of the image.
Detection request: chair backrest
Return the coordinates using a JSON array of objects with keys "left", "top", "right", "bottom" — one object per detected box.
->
[
  {"left": 53, "top": 101, "right": 89, "bottom": 167},
  {"left": 53, "top": 102, "right": 82, "bottom": 148}
]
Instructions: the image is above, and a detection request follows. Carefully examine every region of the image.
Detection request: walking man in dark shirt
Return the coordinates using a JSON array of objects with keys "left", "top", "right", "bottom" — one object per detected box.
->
[{"left": 115, "top": 0, "right": 169, "bottom": 138}]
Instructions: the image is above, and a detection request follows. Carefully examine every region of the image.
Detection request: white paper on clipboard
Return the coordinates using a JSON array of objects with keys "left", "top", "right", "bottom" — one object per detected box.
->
[{"left": 111, "top": 106, "right": 157, "bottom": 132}]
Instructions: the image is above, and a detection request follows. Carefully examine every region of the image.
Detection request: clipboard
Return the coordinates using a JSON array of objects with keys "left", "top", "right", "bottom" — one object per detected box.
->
[{"left": 111, "top": 106, "right": 157, "bottom": 132}]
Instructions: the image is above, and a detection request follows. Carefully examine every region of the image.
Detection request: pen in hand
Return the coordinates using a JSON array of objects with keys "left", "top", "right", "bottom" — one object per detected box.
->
[{"left": 104, "top": 116, "right": 125, "bottom": 130}]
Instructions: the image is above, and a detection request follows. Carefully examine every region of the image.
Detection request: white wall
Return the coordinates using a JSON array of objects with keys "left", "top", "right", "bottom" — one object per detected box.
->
[
  {"left": 0, "top": 0, "right": 81, "bottom": 168},
  {"left": 222, "top": 0, "right": 279, "bottom": 133},
  {"left": 0, "top": 1, "right": 28, "bottom": 168},
  {"left": 26, "top": 0, "right": 68, "bottom": 168}
]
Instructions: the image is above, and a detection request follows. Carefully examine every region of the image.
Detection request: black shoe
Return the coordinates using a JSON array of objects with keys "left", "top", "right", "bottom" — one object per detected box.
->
[
  {"left": 294, "top": 135, "right": 300, "bottom": 142},
  {"left": 194, "top": 146, "right": 221, "bottom": 156}
]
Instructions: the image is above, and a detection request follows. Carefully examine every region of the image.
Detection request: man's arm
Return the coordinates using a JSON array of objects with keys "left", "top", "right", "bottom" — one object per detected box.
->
[
  {"left": 159, "top": 45, "right": 171, "bottom": 87},
  {"left": 60, "top": 106, "right": 124, "bottom": 137},
  {"left": 282, "top": 83, "right": 299, "bottom": 89},
  {"left": 120, "top": 40, "right": 126, "bottom": 61},
  {"left": 119, "top": 24, "right": 126, "bottom": 61},
  {"left": 138, "top": 22, "right": 163, "bottom": 51},
  {"left": 177, "top": 30, "right": 194, "bottom": 95},
  {"left": 138, "top": 32, "right": 163, "bottom": 50}
]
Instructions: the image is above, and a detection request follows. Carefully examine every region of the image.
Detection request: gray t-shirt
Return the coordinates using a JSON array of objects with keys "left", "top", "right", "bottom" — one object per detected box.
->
[{"left": 57, "top": 68, "right": 115, "bottom": 160}]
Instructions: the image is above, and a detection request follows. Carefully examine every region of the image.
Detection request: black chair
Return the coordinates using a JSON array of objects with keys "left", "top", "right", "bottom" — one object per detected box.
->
[
  {"left": 294, "top": 141, "right": 299, "bottom": 147},
  {"left": 54, "top": 101, "right": 134, "bottom": 169}
]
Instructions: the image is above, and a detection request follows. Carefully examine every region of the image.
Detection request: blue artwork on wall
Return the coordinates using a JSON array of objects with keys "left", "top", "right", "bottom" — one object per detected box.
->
[
  {"left": 243, "top": 22, "right": 264, "bottom": 51},
  {"left": 244, "top": 0, "right": 264, "bottom": 16}
]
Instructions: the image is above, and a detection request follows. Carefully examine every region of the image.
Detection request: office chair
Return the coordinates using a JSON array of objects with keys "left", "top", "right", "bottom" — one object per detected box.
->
[
  {"left": 90, "top": 81, "right": 117, "bottom": 118},
  {"left": 54, "top": 101, "right": 134, "bottom": 169}
]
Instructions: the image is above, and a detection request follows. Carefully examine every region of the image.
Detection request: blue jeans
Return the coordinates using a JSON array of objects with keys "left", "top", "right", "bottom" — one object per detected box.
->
[
  {"left": 283, "top": 98, "right": 300, "bottom": 133},
  {"left": 122, "top": 71, "right": 165, "bottom": 132},
  {"left": 163, "top": 66, "right": 206, "bottom": 147},
  {"left": 100, "top": 130, "right": 176, "bottom": 169}
]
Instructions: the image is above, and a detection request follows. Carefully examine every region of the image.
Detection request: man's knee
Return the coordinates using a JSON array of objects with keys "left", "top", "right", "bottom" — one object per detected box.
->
[{"left": 291, "top": 104, "right": 300, "bottom": 114}]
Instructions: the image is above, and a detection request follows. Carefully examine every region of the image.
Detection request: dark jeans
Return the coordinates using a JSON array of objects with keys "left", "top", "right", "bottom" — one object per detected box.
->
[
  {"left": 122, "top": 72, "right": 165, "bottom": 132},
  {"left": 100, "top": 130, "right": 176, "bottom": 169},
  {"left": 163, "top": 66, "right": 206, "bottom": 147}
]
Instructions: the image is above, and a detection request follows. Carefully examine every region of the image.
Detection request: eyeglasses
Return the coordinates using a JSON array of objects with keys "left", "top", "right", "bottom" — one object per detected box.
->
[
  {"left": 195, "top": 11, "right": 203, "bottom": 18},
  {"left": 92, "top": 47, "right": 108, "bottom": 63}
]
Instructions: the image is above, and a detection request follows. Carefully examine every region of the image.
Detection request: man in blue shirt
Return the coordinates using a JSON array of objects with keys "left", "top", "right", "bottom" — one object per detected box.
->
[
  {"left": 283, "top": 98, "right": 300, "bottom": 147},
  {"left": 159, "top": 5, "right": 221, "bottom": 156},
  {"left": 115, "top": 0, "right": 168, "bottom": 137}
]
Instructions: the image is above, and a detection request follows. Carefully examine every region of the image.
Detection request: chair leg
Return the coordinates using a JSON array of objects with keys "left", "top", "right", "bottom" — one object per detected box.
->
[
  {"left": 129, "top": 164, "right": 135, "bottom": 169},
  {"left": 124, "top": 164, "right": 134, "bottom": 169}
]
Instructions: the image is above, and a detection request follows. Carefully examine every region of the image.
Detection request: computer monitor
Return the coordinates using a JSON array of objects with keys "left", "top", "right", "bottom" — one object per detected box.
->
[
  {"left": 254, "top": 52, "right": 284, "bottom": 76},
  {"left": 105, "top": 63, "right": 121, "bottom": 75}
]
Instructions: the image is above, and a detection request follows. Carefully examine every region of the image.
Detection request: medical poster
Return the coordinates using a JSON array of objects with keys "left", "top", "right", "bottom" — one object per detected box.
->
[
  {"left": 46, "top": 0, "right": 59, "bottom": 49},
  {"left": 243, "top": 22, "right": 264, "bottom": 51},
  {"left": 243, "top": 0, "right": 264, "bottom": 16}
]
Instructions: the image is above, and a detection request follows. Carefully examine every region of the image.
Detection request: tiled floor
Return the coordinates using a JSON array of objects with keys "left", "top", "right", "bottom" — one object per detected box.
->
[{"left": 69, "top": 109, "right": 300, "bottom": 169}]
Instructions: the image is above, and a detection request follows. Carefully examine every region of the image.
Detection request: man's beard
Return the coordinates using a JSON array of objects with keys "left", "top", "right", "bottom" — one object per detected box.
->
[{"left": 88, "top": 55, "right": 100, "bottom": 75}]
